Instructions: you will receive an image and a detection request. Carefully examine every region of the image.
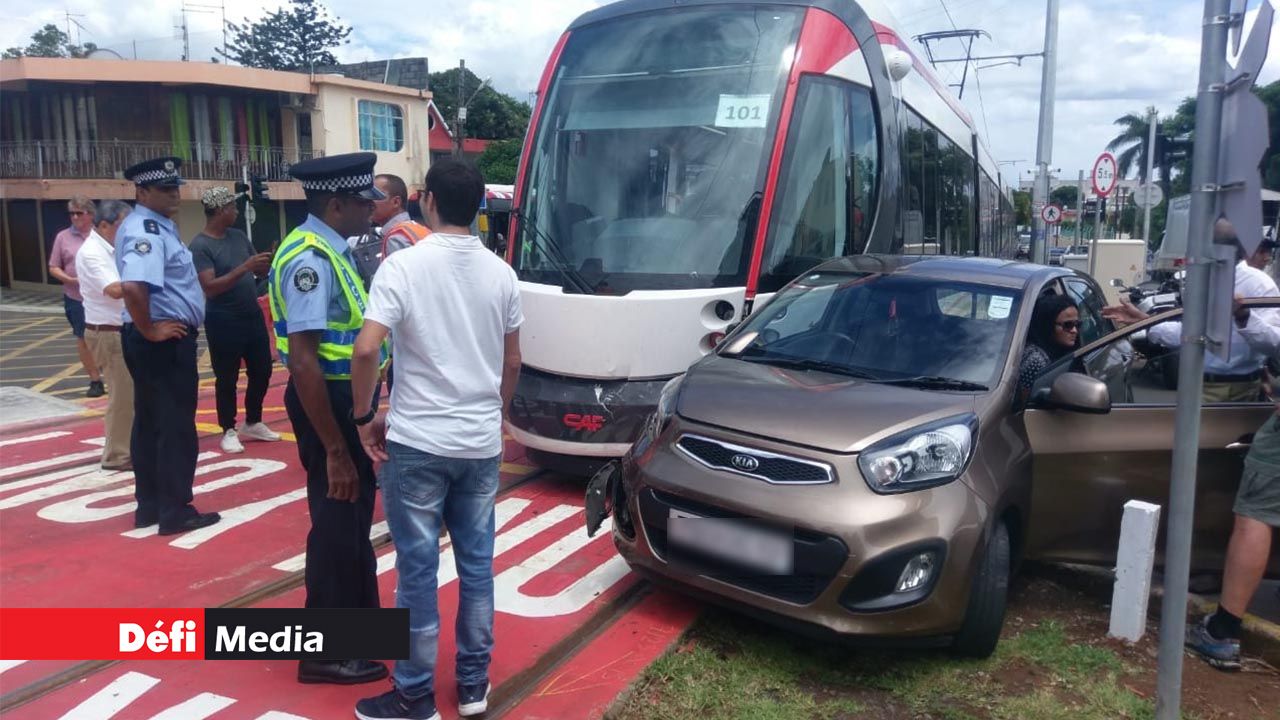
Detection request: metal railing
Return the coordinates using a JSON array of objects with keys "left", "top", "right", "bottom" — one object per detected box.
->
[{"left": 0, "top": 140, "right": 320, "bottom": 182}]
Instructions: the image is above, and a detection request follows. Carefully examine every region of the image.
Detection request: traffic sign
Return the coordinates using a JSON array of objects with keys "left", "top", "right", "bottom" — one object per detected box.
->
[
  {"left": 1092, "top": 153, "right": 1118, "bottom": 198},
  {"left": 1040, "top": 203, "right": 1064, "bottom": 225},
  {"left": 1131, "top": 182, "right": 1164, "bottom": 208}
]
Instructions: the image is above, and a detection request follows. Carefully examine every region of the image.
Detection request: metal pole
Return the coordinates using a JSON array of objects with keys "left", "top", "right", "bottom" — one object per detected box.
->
[
  {"left": 1142, "top": 107, "right": 1159, "bottom": 246},
  {"left": 1030, "top": 0, "right": 1060, "bottom": 265},
  {"left": 242, "top": 164, "right": 253, "bottom": 247},
  {"left": 1155, "top": 1, "right": 1229, "bottom": 717},
  {"left": 454, "top": 59, "right": 465, "bottom": 158},
  {"left": 1075, "top": 169, "right": 1084, "bottom": 247}
]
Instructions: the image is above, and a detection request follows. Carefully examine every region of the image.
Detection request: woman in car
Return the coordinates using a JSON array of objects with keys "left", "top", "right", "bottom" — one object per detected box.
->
[{"left": 1017, "top": 293, "right": 1081, "bottom": 400}]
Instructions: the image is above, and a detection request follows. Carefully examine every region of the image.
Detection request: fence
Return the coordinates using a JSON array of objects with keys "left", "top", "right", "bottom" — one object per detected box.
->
[{"left": 0, "top": 141, "right": 319, "bottom": 182}]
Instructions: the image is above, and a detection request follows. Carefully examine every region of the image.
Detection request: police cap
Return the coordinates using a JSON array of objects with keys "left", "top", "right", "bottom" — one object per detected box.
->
[
  {"left": 123, "top": 156, "right": 185, "bottom": 187},
  {"left": 288, "top": 152, "right": 386, "bottom": 200}
]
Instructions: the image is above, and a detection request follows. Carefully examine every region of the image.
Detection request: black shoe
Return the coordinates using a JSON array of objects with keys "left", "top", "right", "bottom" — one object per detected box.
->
[
  {"left": 297, "top": 659, "right": 388, "bottom": 685},
  {"left": 458, "top": 681, "right": 491, "bottom": 717},
  {"left": 134, "top": 508, "right": 158, "bottom": 528},
  {"left": 86, "top": 380, "right": 105, "bottom": 398},
  {"left": 157, "top": 511, "right": 221, "bottom": 536},
  {"left": 355, "top": 687, "right": 440, "bottom": 720}
]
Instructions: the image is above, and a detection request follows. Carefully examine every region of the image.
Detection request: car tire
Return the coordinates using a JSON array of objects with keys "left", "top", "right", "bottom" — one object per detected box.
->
[{"left": 951, "top": 522, "right": 1010, "bottom": 659}]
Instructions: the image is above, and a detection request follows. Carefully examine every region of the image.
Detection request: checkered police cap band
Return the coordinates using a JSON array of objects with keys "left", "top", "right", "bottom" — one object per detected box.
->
[
  {"left": 298, "top": 173, "right": 374, "bottom": 192},
  {"left": 133, "top": 168, "right": 181, "bottom": 185}
]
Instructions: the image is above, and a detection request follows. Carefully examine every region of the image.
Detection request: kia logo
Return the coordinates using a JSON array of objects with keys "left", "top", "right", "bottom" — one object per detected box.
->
[{"left": 730, "top": 454, "right": 760, "bottom": 472}]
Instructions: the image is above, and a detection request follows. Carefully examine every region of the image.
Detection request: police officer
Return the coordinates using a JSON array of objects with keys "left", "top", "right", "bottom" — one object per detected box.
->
[
  {"left": 268, "top": 152, "right": 389, "bottom": 685},
  {"left": 117, "top": 157, "right": 221, "bottom": 535}
]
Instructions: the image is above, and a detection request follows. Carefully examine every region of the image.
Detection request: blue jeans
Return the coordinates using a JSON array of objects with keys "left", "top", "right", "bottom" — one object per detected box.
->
[{"left": 380, "top": 441, "right": 501, "bottom": 700}]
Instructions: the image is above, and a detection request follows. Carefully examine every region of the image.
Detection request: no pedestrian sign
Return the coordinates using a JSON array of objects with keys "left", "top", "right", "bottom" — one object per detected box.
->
[{"left": 1041, "top": 204, "right": 1063, "bottom": 225}]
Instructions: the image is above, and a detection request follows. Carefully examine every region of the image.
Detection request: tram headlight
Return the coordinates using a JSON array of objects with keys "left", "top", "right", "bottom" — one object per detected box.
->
[{"left": 634, "top": 375, "right": 684, "bottom": 455}]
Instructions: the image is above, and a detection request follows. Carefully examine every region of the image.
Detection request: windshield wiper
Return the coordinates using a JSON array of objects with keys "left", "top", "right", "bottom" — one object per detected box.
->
[
  {"left": 514, "top": 211, "right": 595, "bottom": 295},
  {"left": 879, "top": 375, "right": 989, "bottom": 391},
  {"left": 740, "top": 355, "right": 881, "bottom": 380}
]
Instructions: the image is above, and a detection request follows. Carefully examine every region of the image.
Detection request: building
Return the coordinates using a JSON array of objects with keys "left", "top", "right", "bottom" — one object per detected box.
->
[{"left": 0, "top": 57, "right": 432, "bottom": 290}]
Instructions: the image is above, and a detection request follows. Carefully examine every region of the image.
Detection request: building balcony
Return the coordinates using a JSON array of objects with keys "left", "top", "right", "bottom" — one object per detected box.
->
[{"left": 0, "top": 140, "right": 319, "bottom": 183}]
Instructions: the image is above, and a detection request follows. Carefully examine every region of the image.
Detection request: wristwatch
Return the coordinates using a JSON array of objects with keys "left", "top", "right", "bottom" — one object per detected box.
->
[{"left": 352, "top": 407, "right": 377, "bottom": 426}]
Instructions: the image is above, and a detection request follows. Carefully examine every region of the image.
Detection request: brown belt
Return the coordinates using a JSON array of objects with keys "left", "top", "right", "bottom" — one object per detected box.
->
[{"left": 84, "top": 323, "right": 122, "bottom": 332}]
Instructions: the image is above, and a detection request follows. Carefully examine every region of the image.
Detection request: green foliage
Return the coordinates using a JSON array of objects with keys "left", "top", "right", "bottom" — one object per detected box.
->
[
  {"left": 1050, "top": 185, "right": 1078, "bottom": 208},
  {"left": 430, "top": 67, "right": 531, "bottom": 140},
  {"left": 216, "top": 0, "right": 351, "bottom": 71},
  {"left": 477, "top": 138, "right": 522, "bottom": 184},
  {"left": 3, "top": 24, "right": 98, "bottom": 59},
  {"left": 1013, "top": 190, "right": 1032, "bottom": 227}
]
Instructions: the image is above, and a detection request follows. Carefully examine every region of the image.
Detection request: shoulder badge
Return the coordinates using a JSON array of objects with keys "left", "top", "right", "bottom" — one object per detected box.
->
[
  {"left": 143, "top": 219, "right": 160, "bottom": 235},
  {"left": 293, "top": 266, "right": 320, "bottom": 293},
  {"left": 134, "top": 239, "right": 153, "bottom": 255}
]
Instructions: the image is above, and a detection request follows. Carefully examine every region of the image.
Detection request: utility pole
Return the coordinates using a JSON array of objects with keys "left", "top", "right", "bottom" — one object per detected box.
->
[
  {"left": 454, "top": 59, "right": 466, "bottom": 158},
  {"left": 1030, "top": 0, "right": 1060, "bottom": 265},
  {"left": 1142, "top": 106, "right": 1159, "bottom": 246},
  {"left": 1075, "top": 169, "right": 1084, "bottom": 247},
  {"left": 1155, "top": 0, "right": 1230, "bottom": 717}
]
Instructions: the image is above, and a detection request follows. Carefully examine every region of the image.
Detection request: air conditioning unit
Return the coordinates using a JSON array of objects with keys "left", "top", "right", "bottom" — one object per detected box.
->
[{"left": 281, "top": 93, "right": 312, "bottom": 110}]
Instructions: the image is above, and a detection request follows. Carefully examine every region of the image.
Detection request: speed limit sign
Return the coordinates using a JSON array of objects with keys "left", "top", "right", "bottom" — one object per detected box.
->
[
  {"left": 1041, "top": 203, "right": 1063, "bottom": 225},
  {"left": 1092, "top": 152, "right": 1118, "bottom": 198}
]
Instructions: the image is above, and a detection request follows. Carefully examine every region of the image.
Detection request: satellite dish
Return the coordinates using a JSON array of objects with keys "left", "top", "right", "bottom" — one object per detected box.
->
[
  {"left": 885, "top": 49, "right": 914, "bottom": 82},
  {"left": 86, "top": 48, "right": 125, "bottom": 60}
]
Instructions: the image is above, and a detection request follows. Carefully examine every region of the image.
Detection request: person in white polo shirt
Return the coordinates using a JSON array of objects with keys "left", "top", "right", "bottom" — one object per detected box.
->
[
  {"left": 75, "top": 200, "right": 135, "bottom": 471},
  {"left": 349, "top": 159, "right": 523, "bottom": 720}
]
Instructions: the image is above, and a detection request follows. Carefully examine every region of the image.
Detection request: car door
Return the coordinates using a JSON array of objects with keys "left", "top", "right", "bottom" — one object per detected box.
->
[{"left": 1020, "top": 301, "right": 1280, "bottom": 574}]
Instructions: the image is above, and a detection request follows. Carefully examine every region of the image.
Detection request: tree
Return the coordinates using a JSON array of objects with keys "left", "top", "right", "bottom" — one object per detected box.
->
[
  {"left": 1013, "top": 190, "right": 1032, "bottom": 227},
  {"left": 477, "top": 139, "right": 522, "bottom": 184},
  {"left": 4, "top": 24, "right": 98, "bottom": 59},
  {"left": 1050, "top": 185, "right": 1078, "bottom": 209},
  {"left": 217, "top": 0, "right": 350, "bottom": 72},
  {"left": 1105, "top": 108, "right": 1162, "bottom": 182},
  {"left": 430, "top": 67, "right": 531, "bottom": 140}
]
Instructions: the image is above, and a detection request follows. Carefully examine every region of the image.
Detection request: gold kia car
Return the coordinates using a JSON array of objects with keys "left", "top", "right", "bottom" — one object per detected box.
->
[{"left": 585, "top": 255, "right": 1280, "bottom": 657}]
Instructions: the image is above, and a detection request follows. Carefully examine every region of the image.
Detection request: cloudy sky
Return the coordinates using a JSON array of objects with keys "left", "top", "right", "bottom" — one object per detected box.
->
[{"left": 3, "top": 0, "right": 1278, "bottom": 188}]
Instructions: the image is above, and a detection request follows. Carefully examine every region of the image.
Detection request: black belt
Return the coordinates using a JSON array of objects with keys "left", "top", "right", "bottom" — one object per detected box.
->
[
  {"left": 1204, "top": 371, "right": 1262, "bottom": 383},
  {"left": 84, "top": 323, "right": 122, "bottom": 332},
  {"left": 123, "top": 322, "right": 199, "bottom": 335}
]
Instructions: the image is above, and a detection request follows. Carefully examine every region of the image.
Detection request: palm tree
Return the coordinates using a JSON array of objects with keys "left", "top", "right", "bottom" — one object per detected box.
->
[{"left": 1105, "top": 108, "right": 1157, "bottom": 181}]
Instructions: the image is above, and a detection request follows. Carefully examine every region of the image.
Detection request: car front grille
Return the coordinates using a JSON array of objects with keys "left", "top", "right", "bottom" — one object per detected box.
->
[{"left": 675, "top": 434, "right": 833, "bottom": 485}]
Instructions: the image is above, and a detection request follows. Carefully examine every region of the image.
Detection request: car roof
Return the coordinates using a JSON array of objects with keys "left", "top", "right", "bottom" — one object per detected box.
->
[{"left": 803, "top": 254, "right": 1069, "bottom": 290}]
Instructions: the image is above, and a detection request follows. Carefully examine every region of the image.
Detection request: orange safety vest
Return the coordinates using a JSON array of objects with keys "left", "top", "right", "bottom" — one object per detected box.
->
[{"left": 381, "top": 221, "right": 431, "bottom": 257}]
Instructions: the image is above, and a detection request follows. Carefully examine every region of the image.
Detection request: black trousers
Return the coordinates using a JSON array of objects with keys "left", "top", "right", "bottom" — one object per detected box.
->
[
  {"left": 284, "top": 378, "right": 380, "bottom": 609},
  {"left": 205, "top": 311, "right": 273, "bottom": 431},
  {"left": 122, "top": 324, "right": 199, "bottom": 527}
]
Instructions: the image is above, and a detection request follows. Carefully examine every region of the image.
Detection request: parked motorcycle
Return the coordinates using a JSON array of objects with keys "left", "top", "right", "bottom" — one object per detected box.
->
[{"left": 1111, "top": 275, "right": 1183, "bottom": 390}]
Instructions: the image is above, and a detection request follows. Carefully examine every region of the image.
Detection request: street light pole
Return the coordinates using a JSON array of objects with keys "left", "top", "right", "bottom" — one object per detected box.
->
[
  {"left": 1142, "top": 106, "right": 1159, "bottom": 246},
  {"left": 1155, "top": 1, "right": 1229, "bottom": 717},
  {"left": 1030, "top": 0, "right": 1060, "bottom": 265}
]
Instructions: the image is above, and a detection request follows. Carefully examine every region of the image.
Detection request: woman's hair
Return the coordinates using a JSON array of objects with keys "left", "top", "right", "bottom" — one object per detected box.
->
[{"left": 1028, "top": 292, "right": 1079, "bottom": 359}]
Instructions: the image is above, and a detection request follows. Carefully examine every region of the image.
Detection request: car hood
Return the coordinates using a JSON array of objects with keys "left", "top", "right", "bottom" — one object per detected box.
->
[{"left": 676, "top": 356, "right": 979, "bottom": 454}]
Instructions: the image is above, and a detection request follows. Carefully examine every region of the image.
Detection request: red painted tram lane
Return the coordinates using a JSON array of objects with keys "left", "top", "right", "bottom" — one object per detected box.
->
[{"left": 2, "top": 478, "right": 700, "bottom": 720}]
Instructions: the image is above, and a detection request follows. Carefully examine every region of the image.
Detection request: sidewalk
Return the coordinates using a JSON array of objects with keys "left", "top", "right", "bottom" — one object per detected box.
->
[{"left": 0, "top": 287, "right": 63, "bottom": 316}]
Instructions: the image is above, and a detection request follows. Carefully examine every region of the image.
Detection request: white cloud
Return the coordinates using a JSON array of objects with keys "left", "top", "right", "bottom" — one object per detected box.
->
[{"left": 4, "top": 0, "right": 1280, "bottom": 188}]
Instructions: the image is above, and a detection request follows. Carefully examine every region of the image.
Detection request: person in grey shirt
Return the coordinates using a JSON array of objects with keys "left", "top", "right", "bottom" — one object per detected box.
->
[{"left": 190, "top": 186, "right": 280, "bottom": 453}]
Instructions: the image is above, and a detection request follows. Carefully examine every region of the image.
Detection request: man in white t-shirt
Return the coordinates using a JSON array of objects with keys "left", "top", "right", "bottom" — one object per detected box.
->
[
  {"left": 75, "top": 200, "right": 135, "bottom": 471},
  {"left": 350, "top": 158, "right": 522, "bottom": 720}
]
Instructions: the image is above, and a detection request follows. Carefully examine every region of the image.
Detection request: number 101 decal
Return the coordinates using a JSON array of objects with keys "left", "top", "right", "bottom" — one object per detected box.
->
[{"left": 715, "top": 94, "right": 771, "bottom": 128}]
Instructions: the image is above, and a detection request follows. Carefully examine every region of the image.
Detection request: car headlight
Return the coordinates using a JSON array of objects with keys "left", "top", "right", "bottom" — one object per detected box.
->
[
  {"left": 633, "top": 375, "right": 684, "bottom": 455},
  {"left": 857, "top": 415, "right": 977, "bottom": 494}
]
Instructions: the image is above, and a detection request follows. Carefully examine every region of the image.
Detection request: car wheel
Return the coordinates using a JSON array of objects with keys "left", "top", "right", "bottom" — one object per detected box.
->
[{"left": 951, "top": 522, "right": 1010, "bottom": 659}]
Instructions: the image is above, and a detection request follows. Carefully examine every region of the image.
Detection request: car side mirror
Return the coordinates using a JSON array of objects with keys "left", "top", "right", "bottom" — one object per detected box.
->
[
  {"left": 1045, "top": 373, "right": 1111, "bottom": 414},
  {"left": 1110, "top": 278, "right": 1125, "bottom": 288}
]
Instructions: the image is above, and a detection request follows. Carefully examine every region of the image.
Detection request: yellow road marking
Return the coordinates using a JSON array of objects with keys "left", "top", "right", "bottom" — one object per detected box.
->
[
  {"left": 30, "top": 360, "right": 86, "bottom": 393},
  {"left": 500, "top": 462, "right": 535, "bottom": 475},
  {"left": 195, "top": 406, "right": 286, "bottom": 416},
  {"left": 0, "top": 330, "right": 68, "bottom": 363},
  {"left": 0, "top": 316, "right": 60, "bottom": 338}
]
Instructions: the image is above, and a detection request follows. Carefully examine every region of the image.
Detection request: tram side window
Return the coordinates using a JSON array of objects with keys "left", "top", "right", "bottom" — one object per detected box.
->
[
  {"left": 902, "top": 111, "right": 926, "bottom": 253},
  {"left": 937, "top": 134, "right": 974, "bottom": 256},
  {"left": 759, "top": 78, "right": 879, "bottom": 294}
]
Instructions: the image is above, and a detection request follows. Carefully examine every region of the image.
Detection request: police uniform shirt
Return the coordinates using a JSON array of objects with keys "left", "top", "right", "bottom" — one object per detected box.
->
[
  {"left": 277, "top": 214, "right": 358, "bottom": 334},
  {"left": 116, "top": 204, "right": 206, "bottom": 327}
]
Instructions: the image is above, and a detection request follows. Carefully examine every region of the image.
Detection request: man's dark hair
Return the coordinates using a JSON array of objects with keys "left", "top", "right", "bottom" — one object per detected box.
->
[
  {"left": 376, "top": 173, "right": 409, "bottom": 209},
  {"left": 424, "top": 159, "right": 484, "bottom": 227}
]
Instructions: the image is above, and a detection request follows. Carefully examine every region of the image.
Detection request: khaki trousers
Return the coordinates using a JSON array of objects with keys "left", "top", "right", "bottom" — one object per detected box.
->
[
  {"left": 86, "top": 328, "right": 133, "bottom": 467},
  {"left": 1202, "top": 380, "right": 1261, "bottom": 404}
]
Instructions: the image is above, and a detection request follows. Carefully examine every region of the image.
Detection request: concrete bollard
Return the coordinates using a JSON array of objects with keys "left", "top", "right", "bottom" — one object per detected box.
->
[{"left": 1109, "top": 499, "right": 1163, "bottom": 642}]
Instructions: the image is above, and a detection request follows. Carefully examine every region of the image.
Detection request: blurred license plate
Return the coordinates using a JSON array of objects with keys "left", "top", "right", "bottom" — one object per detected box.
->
[{"left": 667, "top": 510, "right": 793, "bottom": 574}]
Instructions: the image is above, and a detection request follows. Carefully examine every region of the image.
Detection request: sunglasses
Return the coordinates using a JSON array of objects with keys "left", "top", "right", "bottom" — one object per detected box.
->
[
  {"left": 69, "top": 210, "right": 88, "bottom": 216},
  {"left": 1056, "top": 321, "right": 1082, "bottom": 331}
]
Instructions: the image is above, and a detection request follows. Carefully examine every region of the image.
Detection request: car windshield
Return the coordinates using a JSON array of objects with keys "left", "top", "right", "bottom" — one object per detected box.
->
[
  {"left": 513, "top": 6, "right": 803, "bottom": 293},
  {"left": 728, "top": 270, "right": 1024, "bottom": 388}
]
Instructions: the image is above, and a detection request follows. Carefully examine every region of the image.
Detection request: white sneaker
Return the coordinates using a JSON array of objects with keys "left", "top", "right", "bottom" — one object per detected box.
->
[
  {"left": 220, "top": 429, "right": 245, "bottom": 454},
  {"left": 239, "top": 422, "right": 282, "bottom": 442}
]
